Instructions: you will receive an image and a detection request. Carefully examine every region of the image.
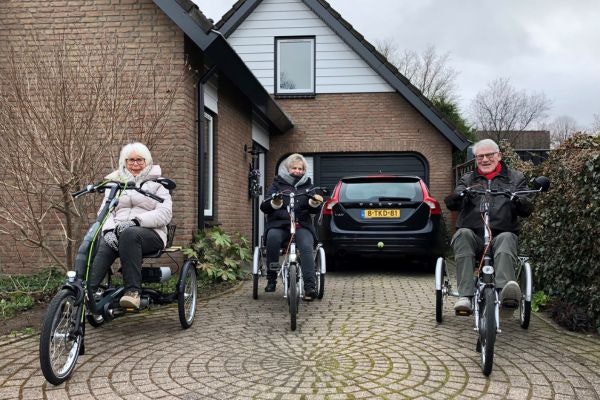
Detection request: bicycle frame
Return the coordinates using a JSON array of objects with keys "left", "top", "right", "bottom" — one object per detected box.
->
[{"left": 280, "top": 192, "right": 303, "bottom": 299}]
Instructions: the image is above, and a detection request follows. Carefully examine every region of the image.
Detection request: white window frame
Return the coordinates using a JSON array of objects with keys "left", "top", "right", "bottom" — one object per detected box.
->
[
  {"left": 204, "top": 113, "right": 214, "bottom": 217},
  {"left": 275, "top": 37, "right": 315, "bottom": 94}
]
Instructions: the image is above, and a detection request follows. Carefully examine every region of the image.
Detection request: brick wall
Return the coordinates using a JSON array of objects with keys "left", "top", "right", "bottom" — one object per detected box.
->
[
  {"left": 0, "top": 0, "right": 199, "bottom": 273},
  {"left": 210, "top": 77, "right": 254, "bottom": 240},
  {"left": 269, "top": 93, "right": 455, "bottom": 205}
]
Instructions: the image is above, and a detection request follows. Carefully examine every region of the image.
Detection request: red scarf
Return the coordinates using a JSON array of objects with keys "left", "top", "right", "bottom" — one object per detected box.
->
[{"left": 478, "top": 163, "right": 502, "bottom": 180}]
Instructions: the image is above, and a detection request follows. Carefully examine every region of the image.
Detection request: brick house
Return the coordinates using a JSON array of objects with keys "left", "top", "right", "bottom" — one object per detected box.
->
[{"left": 0, "top": 0, "right": 468, "bottom": 273}]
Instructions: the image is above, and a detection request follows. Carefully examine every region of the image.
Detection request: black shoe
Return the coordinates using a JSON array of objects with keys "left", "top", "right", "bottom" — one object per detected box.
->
[
  {"left": 303, "top": 289, "right": 317, "bottom": 301},
  {"left": 265, "top": 281, "right": 276, "bottom": 292}
]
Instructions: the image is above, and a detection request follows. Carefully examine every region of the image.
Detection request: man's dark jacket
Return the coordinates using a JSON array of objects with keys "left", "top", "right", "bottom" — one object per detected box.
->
[{"left": 445, "top": 161, "right": 533, "bottom": 236}]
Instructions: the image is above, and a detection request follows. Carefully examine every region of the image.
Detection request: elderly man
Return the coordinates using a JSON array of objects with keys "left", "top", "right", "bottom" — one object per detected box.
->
[{"left": 445, "top": 139, "right": 533, "bottom": 313}]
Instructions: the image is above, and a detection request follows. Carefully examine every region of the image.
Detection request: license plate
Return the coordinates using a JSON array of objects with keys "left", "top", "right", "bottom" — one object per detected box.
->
[{"left": 361, "top": 209, "right": 400, "bottom": 218}]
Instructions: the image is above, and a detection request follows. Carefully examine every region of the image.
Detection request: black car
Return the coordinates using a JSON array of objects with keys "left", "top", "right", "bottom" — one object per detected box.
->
[{"left": 319, "top": 175, "right": 445, "bottom": 269}]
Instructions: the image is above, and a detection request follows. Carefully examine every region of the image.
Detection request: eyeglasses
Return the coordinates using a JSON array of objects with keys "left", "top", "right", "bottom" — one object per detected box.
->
[
  {"left": 126, "top": 158, "right": 145, "bottom": 165},
  {"left": 475, "top": 152, "right": 498, "bottom": 161}
]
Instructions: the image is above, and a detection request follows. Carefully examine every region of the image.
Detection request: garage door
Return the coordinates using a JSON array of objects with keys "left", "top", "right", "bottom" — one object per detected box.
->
[{"left": 313, "top": 153, "right": 428, "bottom": 190}]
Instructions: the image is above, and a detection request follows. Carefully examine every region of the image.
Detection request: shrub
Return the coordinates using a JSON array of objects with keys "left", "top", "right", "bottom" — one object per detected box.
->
[
  {"left": 520, "top": 134, "right": 600, "bottom": 330},
  {"left": 182, "top": 226, "right": 251, "bottom": 282},
  {"left": 0, "top": 268, "right": 64, "bottom": 319}
]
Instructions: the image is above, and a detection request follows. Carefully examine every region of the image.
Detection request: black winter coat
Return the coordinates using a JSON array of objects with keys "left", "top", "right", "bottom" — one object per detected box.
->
[
  {"left": 446, "top": 162, "right": 533, "bottom": 236},
  {"left": 260, "top": 175, "right": 321, "bottom": 242}
]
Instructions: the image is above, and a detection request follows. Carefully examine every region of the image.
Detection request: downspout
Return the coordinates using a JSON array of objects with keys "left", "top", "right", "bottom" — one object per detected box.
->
[{"left": 197, "top": 65, "right": 217, "bottom": 230}]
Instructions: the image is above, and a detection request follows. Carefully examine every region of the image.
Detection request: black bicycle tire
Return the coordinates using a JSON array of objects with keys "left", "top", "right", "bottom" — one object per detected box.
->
[
  {"left": 480, "top": 287, "right": 496, "bottom": 376},
  {"left": 178, "top": 261, "right": 197, "bottom": 329},
  {"left": 289, "top": 263, "right": 298, "bottom": 331},
  {"left": 39, "top": 289, "right": 83, "bottom": 385}
]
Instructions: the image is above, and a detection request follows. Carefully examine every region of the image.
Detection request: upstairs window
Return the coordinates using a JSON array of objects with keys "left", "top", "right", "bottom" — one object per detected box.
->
[{"left": 275, "top": 37, "right": 315, "bottom": 95}]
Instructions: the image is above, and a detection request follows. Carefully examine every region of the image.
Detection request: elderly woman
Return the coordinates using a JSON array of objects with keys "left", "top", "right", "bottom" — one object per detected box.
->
[
  {"left": 89, "top": 142, "right": 172, "bottom": 309},
  {"left": 259, "top": 153, "right": 323, "bottom": 301}
]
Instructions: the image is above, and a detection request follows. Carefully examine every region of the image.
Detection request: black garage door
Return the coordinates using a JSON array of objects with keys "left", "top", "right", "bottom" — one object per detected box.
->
[{"left": 313, "top": 153, "right": 428, "bottom": 190}]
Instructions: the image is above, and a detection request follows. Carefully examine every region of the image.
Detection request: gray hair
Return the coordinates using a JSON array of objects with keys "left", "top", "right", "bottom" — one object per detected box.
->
[
  {"left": 118, "top": 142, "right": 153, "bottom": 170},
  {"left": 472, "top": 139, "right": 500, "bottom": 155}
]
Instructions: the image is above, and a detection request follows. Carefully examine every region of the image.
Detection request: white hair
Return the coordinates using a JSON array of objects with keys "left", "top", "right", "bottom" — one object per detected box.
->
[
  {"left": 472, "top": 139, "right": 500, "bottom": 155},
  {"left": 118, "top": 142, "right": 153, "bottom": 170}
]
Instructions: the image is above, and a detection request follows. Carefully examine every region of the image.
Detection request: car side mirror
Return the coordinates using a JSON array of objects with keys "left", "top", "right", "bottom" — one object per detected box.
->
[{"left": 533, "top": 176, "right": 550, "bottom": 192}]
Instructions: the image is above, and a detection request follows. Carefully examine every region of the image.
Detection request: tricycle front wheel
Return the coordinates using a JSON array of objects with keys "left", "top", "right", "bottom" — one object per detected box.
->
[{"left": 39, "top": 289, "right": 83, "bottom": 385}]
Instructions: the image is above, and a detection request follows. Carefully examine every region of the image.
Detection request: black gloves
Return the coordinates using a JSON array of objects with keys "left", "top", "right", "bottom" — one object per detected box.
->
[
  {"left": 512, "top": 196, "right": 533, "bottom": 217},
  {"left": 444, "top": 193, "right": 463, "bottom": 211}
]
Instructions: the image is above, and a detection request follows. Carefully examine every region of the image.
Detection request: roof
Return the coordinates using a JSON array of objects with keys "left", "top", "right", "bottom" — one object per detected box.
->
[
  {"left": 476, "top": 130, "right": 551, "bottom": 150},
  {"left": 153, "top": 0, "right": 293, "bottom": 134},
  {"left": 214, "top": 0, "right": 469, "bottom": 151}
]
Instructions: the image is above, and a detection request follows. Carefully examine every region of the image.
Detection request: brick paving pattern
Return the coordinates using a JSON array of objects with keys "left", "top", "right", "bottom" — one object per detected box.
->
[{"left": 1, "top": 270, "right": 600, "bottom": 399}]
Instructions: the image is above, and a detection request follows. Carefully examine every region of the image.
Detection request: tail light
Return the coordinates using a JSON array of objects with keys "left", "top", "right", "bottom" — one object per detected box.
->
[
  {"left": 322, "top": 184, "right": 341, "bottom": 216},
  {"left": 419, "top": 180, "right": 442, "bottom": 215},
  {"left": 424, "top": 196, "right": 442, "bottom": 215}
]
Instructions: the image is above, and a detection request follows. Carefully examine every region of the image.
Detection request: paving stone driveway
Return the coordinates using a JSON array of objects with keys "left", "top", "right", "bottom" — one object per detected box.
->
[{"left": 1, "top": 267, "right": 600, "bottom": 399}]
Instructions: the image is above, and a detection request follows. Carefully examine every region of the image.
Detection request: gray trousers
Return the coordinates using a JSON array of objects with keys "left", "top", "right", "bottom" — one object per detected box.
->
[
  {"left": 89, "top": 227, "right": 163, "bottom": 293},
  {"left": 451, "top": 228, "right": 518, "bottom": 296}
]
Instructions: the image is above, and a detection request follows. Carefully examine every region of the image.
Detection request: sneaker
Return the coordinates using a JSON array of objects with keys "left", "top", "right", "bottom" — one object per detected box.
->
[
  {"left": 264, "top": 281, "right": 276, "bottom": 292},
  {"left": 303, "top": 289, "right": 317, "bottom": 302},
  {"left": 454, "top": 296, "right": 472, "bottom": 312},
  {"left": 120, "top": 291, "right": 140, "bottom": 309},
  {"left": 500, "top": 281, "right": 521, "bottom": 308}
]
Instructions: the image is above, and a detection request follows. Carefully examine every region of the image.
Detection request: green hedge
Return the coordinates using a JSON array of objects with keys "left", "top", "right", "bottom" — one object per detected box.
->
[{"left": 519, "top": 134, "right": 600, "bottom": 330}]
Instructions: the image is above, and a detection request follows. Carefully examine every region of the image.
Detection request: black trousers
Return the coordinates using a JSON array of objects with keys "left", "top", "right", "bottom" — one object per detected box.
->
[
  {"left": 89, "top": 227, "right": 163, "bottom": 293},
  {"left": 266, "top": 227, "right": 316, "bottom": 291}
]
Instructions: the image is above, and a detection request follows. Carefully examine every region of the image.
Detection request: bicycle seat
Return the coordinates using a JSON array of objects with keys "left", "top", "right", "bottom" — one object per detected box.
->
[{"left": 144, "top": 225, "right": 177, "bottom": 259}]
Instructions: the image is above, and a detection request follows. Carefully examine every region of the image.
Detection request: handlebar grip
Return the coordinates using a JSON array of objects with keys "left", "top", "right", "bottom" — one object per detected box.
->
[
  {"left": 140, "top": 190, "right": 165, "bottom": 203},
  {"left": 72, "top": 184, "right": 94, "bottom": 198}
]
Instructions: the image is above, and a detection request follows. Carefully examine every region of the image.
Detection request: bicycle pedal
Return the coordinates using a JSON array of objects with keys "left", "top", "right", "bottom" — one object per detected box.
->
[{"left": 455, "top": 309, "right": 472, "bottom": 316}]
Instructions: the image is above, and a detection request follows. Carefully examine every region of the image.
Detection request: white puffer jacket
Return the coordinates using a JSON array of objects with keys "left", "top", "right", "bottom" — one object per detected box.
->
[{"left": 100, "top": 165, "right": 172, "bottom": 247}]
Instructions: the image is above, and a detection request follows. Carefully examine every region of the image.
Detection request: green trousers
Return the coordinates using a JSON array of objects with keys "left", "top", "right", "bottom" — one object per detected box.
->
[{"left": 451, "top": 228, "right": 518, "bottom": 296}]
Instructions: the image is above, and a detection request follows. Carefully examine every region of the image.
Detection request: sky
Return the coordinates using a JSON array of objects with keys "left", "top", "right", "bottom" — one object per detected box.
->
[{"left": 193, "top": 0, "right": 600, "bottom": 130}]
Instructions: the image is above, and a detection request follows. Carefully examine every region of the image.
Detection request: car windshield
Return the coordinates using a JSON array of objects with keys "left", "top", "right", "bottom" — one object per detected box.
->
[{"left": 340, "top": 181, "right": 422, "bottom": 202}]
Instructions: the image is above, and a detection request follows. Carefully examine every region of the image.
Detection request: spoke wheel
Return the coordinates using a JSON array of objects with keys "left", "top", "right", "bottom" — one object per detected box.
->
[
  {"left": 252, "top": 273, "right": 259, "bottom": 300},
  {"left": 39, "top": 289, "right": 83, "bottom": 385},
  {"left": 252, "top": 246, "right": 262, "bottom": 300},
  {"left": 288, "top": 263, "right": 298, "bottom": 331},
  {"left": 178, "top": 261, "right": 198, "bottom": 329},
  {"left": 479, "top": 287, "right": 496, "bottom": 376}
]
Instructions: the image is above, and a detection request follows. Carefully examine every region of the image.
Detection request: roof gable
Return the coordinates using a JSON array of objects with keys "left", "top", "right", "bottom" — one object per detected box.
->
[{"left": 215, "top": 0, "right": 469, "bottom": 150}]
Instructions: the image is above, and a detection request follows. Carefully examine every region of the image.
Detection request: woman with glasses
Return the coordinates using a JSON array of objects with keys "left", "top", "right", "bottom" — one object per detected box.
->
[
  {"left": 260, "top": 153, "right": 323, "bottom": 301},
  {"left": 444, "top": 139, "right": 534, "bottom": 313},
  {"left": 89, "top": 142, "right": 172, "bottom": 309}
]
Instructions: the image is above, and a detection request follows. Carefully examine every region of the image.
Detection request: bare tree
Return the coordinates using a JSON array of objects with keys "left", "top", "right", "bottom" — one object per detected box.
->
[
  {"left": 548, "top": 116, "right": 580, "bottom": 148},
  {"left": 0, "top": 37, "right": 191, "bottom": 271},
  {"left": 592, "top": 114, "right": 600, "bottom": 134},
  {"left": 469, "top": 77, "right": 551, "bottom": 144},
  {"left": 375, "top": 40, "right": 457, "bottom": 102}
]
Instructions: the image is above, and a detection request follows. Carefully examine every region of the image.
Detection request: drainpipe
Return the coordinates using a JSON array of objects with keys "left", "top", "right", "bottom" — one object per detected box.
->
[{"left": 196, "top": 65, "right": 217, "bottom": 230}]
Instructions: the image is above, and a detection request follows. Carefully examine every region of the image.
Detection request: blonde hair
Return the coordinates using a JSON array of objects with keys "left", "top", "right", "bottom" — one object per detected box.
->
[{"left": 283, "top": 153, "right": 308, "bottom": 171}]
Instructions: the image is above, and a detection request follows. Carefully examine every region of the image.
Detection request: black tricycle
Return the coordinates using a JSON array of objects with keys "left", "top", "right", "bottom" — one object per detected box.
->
[{"left": 39, "top": 179, "right": 198, "bottom": 385}]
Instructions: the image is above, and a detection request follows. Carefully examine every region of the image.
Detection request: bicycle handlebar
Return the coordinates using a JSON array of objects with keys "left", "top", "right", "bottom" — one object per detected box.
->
[
  {"left": 265, "top": 186, "right": 327, "bottom": 202},
  {"left": 461, "top": 176, "right": 550, "bottom": 201},
  {"left": 71, "top": 180, "right": 166, "bottom": 203}
]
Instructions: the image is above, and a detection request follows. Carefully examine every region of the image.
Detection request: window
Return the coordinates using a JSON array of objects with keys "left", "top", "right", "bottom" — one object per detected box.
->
[
  {"left": 203, "top": 113, "right": 214, "bottom": 217},
  {"left": 275, "top": 37, "right": 315, "bottom": 95}
]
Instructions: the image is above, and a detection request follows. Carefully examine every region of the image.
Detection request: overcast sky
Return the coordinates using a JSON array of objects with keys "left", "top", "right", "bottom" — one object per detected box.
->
[{"left": 193, "top": 0, "right": 600, "bottom": 130}]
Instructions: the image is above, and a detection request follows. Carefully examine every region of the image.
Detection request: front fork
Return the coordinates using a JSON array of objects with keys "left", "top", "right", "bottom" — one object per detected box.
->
[{"left": 473, "top": 275, "right": 502, "bottom": 334}]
